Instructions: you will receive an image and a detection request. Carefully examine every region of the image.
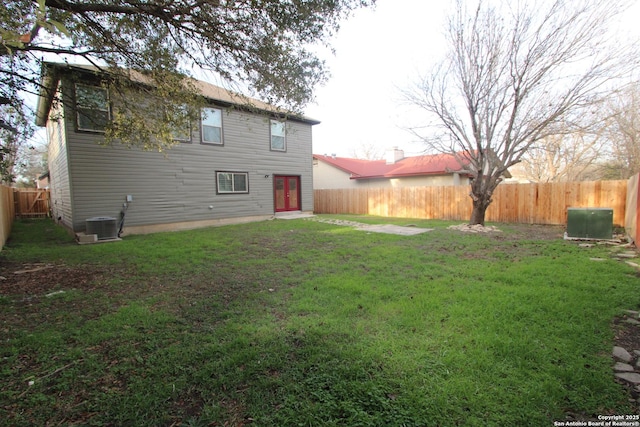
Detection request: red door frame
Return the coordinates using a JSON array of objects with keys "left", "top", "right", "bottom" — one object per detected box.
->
[{"left": 274, "top": 175, "right": 301, "bottom": 212}]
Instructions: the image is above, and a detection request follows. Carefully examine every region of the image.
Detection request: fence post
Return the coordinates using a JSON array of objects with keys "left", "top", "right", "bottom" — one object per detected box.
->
[{"left": 0, "top": 186, "right": 15, "bottom": 250}]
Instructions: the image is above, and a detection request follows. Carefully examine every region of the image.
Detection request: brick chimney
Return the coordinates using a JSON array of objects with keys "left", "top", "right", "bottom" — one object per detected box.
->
[{"left": 385, "top": 147, "right": 404, "bottom": 164}]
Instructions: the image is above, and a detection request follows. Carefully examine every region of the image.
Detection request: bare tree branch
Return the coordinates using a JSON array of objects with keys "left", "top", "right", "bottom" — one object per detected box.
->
[{"left": 402, "top": 0, "right": 636, "bottom": 224}]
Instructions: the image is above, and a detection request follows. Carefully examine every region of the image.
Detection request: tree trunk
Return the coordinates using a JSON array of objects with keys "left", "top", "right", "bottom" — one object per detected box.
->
[
  {"left": 469, "top": 184, "right": 494, "bottom": 226},
  {"left": 470, "top": 199, "right": 488, "bottom": 225}
]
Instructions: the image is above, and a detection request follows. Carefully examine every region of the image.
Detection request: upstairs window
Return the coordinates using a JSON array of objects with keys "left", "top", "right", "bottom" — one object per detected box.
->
[
  {"left": 201, "top": 107, "right": 223, "bottom": 145},
  {"left": 270, "top": 120, "right": 286, "bottom": 151},
  {"left": 216, "top": 171, "right": 249, "bottom": 194},
  {"left": 169, "top": 105, "right": 192, "bottom": 143},
  {"left": 75, "top": 84, "right": 110, "bottom": 132},
  {"left": 172, "top": 124, "right": 192, "bottom": 143}
]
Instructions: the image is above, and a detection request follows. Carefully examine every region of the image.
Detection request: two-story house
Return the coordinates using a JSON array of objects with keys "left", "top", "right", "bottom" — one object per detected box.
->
[{"left": 36, "top": 62, "right": 319, "bottom": 238}]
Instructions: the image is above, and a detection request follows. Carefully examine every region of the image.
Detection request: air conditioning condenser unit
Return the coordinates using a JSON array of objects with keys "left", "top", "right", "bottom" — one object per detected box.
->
[
  {"left": 86, "top": 216, "right": 118, "bottom": 240},
  {"left": 566, "top": 208, "right": 613, "bottom": 239}
]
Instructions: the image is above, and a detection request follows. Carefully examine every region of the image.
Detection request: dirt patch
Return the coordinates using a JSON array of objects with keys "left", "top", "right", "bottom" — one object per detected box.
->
[
  {"left": 612, "top": 316, "right": 640, "bottom": 413},
  {"left": 448, "top": 224, "right": 503, "bottom": 233},
  {"left": 468, "top": 223, "right": 567, "bottom": 241},
  {"left": 0, "top": 261, "right": 111, "bottom": 297},
  {"left": 614, "top": 317, "right": 640, "bottom": 353}
]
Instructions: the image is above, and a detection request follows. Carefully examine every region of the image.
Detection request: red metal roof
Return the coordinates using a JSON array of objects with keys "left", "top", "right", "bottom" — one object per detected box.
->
[{"left": 313, "top": 153, "right": 471, "bottom": 180}]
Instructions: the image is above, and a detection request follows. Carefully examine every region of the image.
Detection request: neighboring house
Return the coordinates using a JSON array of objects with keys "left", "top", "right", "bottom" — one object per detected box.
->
[
  {"left": 37, "top": 171, "right": 50, "bottom": 189},
  {"left": 313, "top": 148, "right": 473, "bottom": 189},
  {"left": 36, "top": 62, "right": 319, "bottom": 237}
]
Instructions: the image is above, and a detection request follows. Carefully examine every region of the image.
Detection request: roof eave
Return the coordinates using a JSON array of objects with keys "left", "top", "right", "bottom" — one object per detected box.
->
[
  {"left": 38, "top": 61, "right": 321, "bottom": 126},
  {"left": 351, "top": 170, "right": 473, "bottom": 180},
  {"left": 313, "top": 155, "right": 360, "bottom": 175},
  {"left": 35, "top": 64, "right": 59, "bottom": 127}
]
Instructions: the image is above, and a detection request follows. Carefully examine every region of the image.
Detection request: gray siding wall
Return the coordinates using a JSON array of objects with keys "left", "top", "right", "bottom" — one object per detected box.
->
[
  {"left": 47, "top": 88, "right": 74, "bottom": 230},
  {"left": 58, "top": 79, "right": 314, "bottom": 233}
]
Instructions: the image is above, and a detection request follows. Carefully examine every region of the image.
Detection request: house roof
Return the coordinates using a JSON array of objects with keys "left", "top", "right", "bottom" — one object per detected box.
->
[
  {"left": 313, "top": 153, "right": 473, "bottom": 180},
  {"left": 35, "top": 62, "right": 320, "bottom": 127}
]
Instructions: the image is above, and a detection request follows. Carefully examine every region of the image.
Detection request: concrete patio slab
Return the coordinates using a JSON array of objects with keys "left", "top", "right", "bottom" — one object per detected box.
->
[
  {"left": 275, "top": 212, "right": 316, "bottom": 220},
  {"left": 276, "top": 215, "right": 432, "bottom": 235},
  {"left": 357, "top": 224, "right": 433, "bottom": 236}
]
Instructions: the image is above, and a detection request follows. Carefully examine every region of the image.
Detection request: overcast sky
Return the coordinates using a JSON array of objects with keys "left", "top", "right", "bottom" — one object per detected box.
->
[
  {"left": 305, "top": 0, "right": 449, "bottom": 158},
  {"left": 305, "top": 0, "right": 640, "bottom": 159}
]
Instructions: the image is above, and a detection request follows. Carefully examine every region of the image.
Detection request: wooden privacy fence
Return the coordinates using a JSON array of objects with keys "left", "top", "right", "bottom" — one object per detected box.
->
[
  {"left": 0, "top": 186, "right": 14, "bottom": 250},
  {"left": 314, "top": 180, "right": 628, "bottom": 226},
  {"left": 0, "top": 187, "right": 51, "bottom": 251},
  {"left": 13, "top": 188, "right": 51, "bottom": 218}
]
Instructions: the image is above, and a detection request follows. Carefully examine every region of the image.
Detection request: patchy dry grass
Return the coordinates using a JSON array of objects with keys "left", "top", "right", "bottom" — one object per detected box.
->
[{"left": 0, "top": 217, "right": 638, "bottom": 426}]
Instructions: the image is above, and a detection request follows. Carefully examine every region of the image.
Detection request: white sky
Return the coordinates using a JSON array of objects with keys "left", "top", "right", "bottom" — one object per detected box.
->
[
  {"left": 305, "top": 0, "right": 449, "bottom": 158},
  {"left": 304, "top": 0, "right": 640, "bottom": 159}
]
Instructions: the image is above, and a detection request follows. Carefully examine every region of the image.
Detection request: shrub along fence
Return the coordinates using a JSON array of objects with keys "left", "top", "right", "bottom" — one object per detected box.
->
[{"left": 314, "top": 180, "right": 628, "bottom": 227}]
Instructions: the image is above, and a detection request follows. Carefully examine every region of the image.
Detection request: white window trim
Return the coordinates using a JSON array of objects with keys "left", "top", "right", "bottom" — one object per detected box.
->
[
  {"left": 270, "top": 119, "right": 286, "bottom": 151},
  {"left": 201, "top": 107, "right": 223, "bottom": 145},
  {"left": 216, "top": 171, "right": 249, "bottom": 194},
  {"left": 75, "top": 84, "right": 110, "bottom": 132}
]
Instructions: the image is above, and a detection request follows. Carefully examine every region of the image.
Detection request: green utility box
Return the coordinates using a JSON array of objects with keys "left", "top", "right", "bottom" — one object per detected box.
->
[{"left": 566, "top": 208, "right": 613, "bottom": 239}]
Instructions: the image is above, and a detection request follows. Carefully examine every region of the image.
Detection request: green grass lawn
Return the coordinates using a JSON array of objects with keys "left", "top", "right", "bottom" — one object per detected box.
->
[{"left": 0, "top": 216, "right": 638, "bottom": 426}]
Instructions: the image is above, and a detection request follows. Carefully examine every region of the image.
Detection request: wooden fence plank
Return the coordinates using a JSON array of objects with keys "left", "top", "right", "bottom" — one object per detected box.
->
[
  {"left": 313, "top": 180, "right": 627, "bottom": 226},
  {"left": 0, "top": 186, "right": 15, "bottom": 250},
  {"left": 13, "top": 189, "right": 51, "bottom": 218}
]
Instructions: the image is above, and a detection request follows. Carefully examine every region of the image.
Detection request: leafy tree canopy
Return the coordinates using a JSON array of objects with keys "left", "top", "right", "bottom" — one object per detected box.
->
[{"left": 0, "top": 0, "right": 374, "bottom": 180}]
